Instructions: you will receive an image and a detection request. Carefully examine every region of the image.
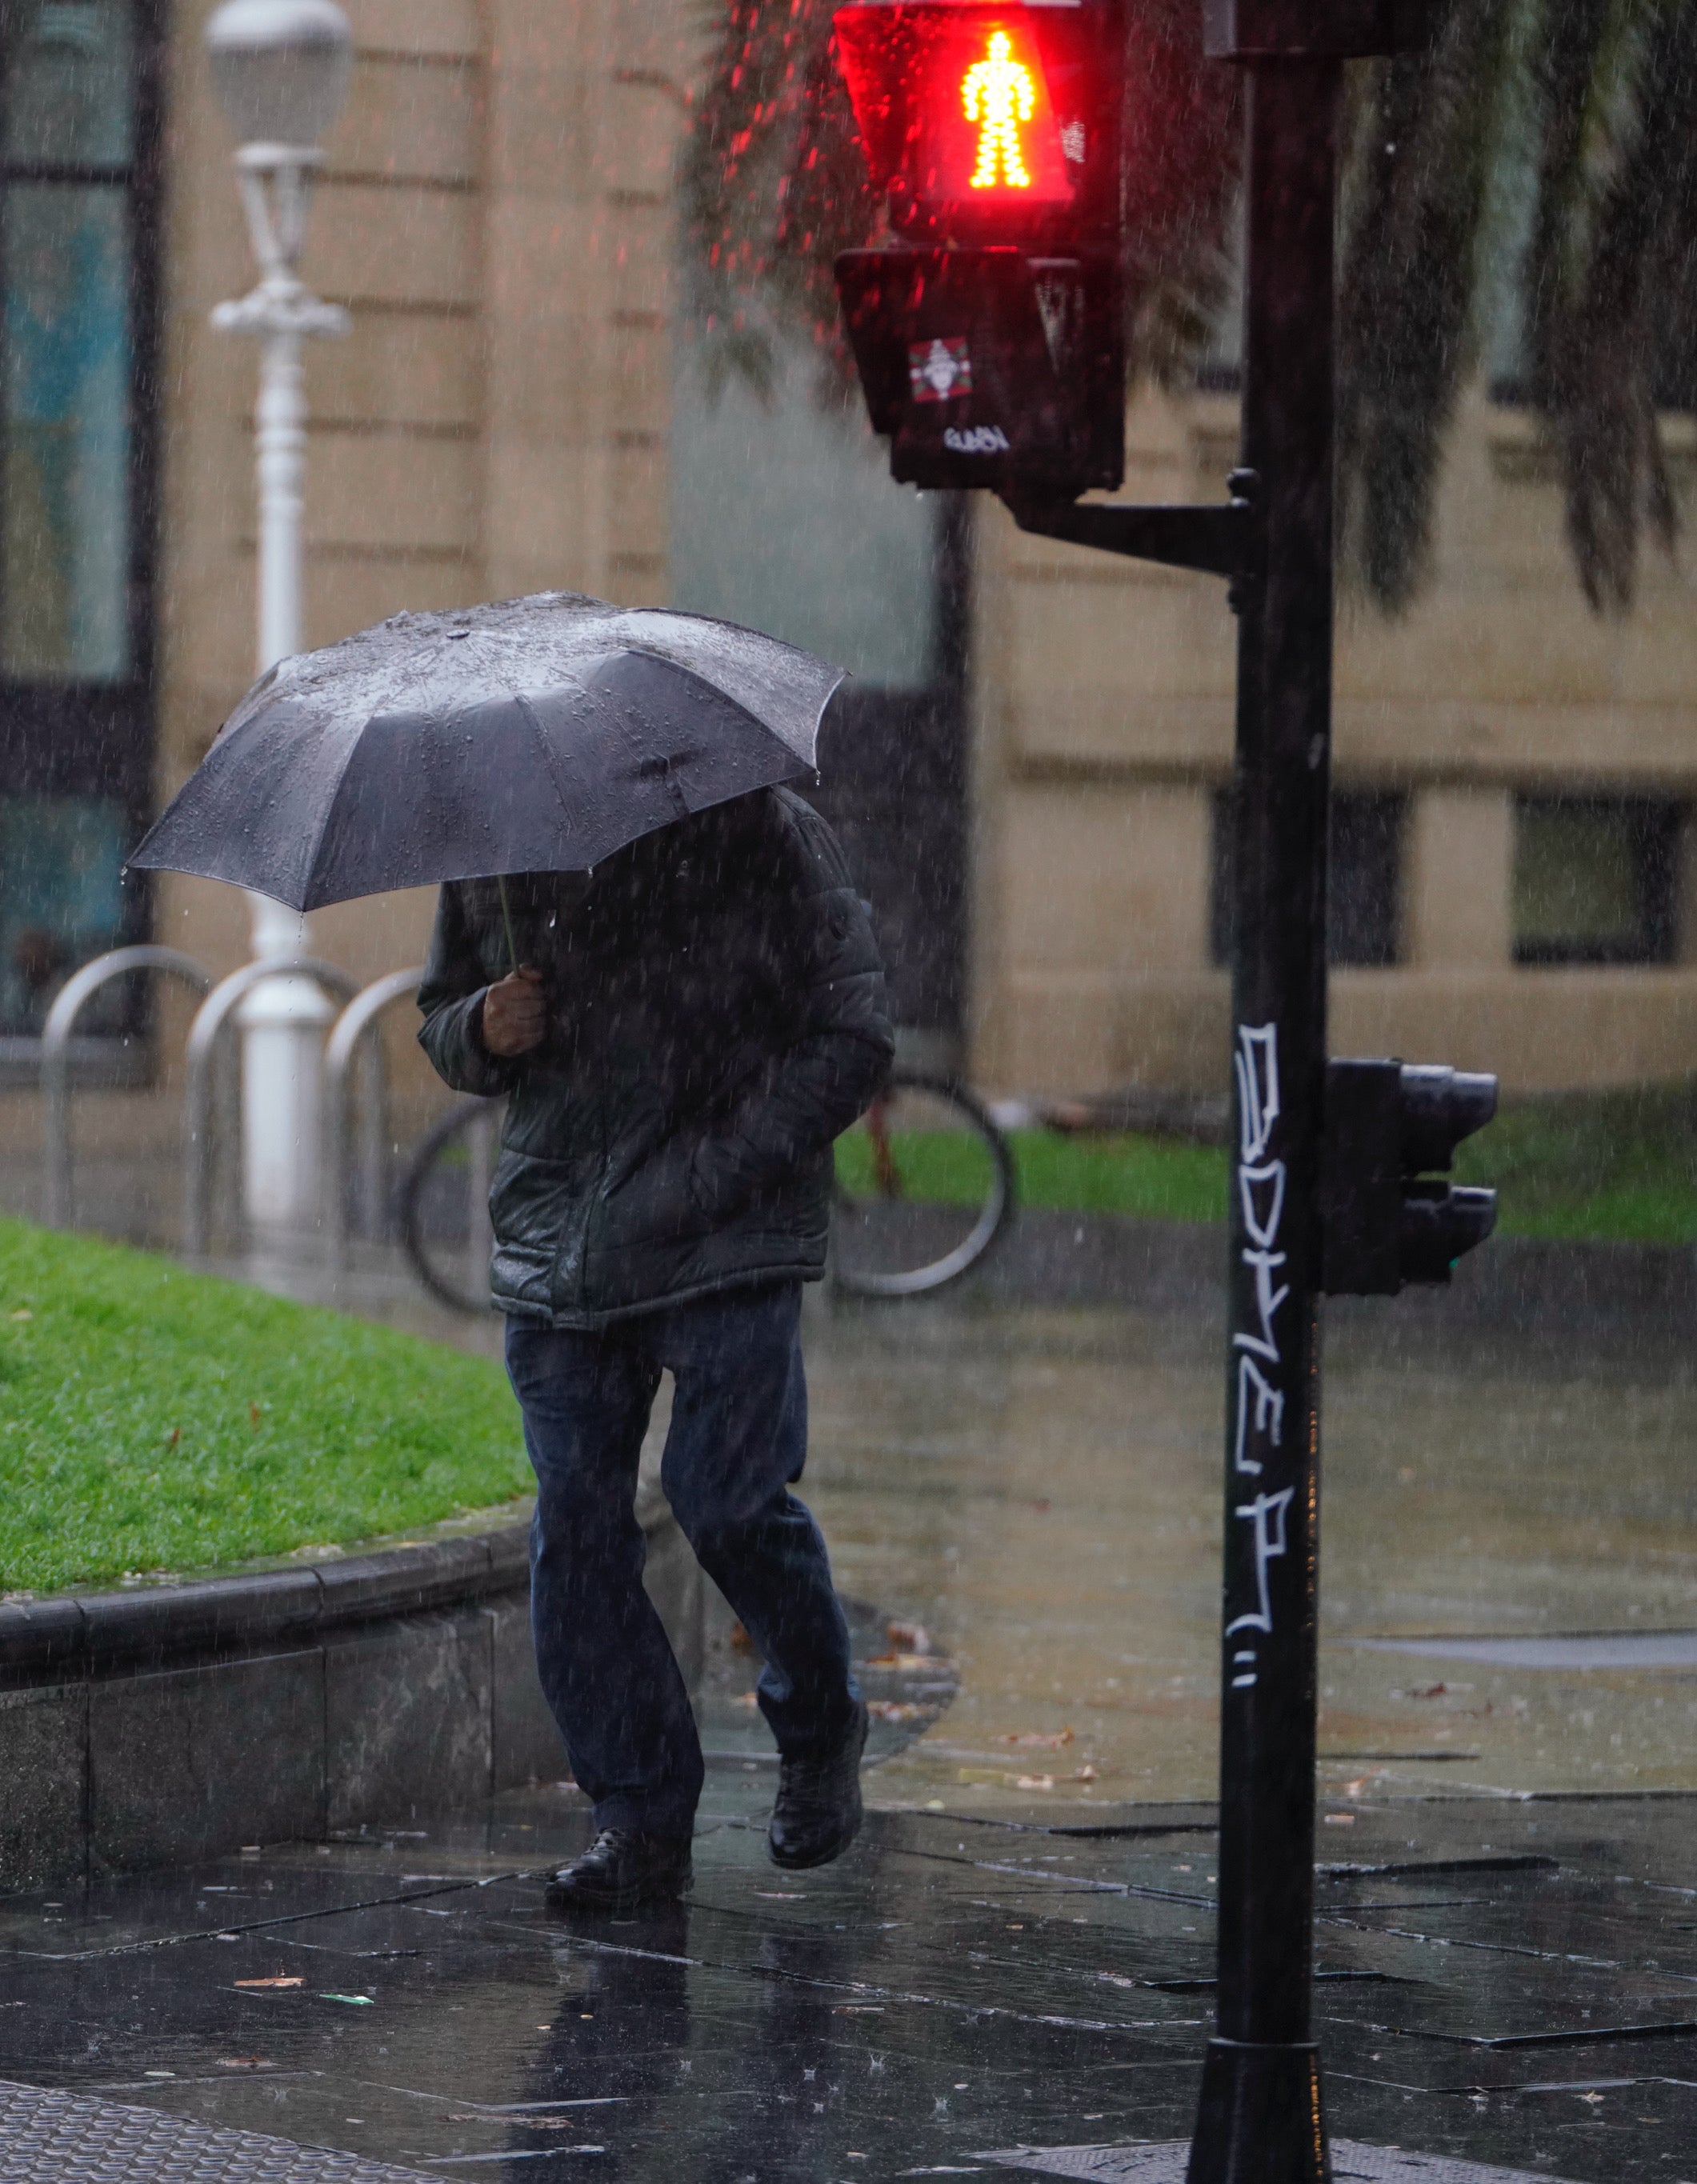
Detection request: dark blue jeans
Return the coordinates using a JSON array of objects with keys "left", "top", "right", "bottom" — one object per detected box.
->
[{"left": 505, "top": 1282, "right": 858, "bottom": 1838}]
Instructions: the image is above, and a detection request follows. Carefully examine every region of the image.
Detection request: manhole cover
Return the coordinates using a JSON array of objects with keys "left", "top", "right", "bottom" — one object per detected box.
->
[{"left": 0, "top": 2079, "right": 433, "bottom": 2183}]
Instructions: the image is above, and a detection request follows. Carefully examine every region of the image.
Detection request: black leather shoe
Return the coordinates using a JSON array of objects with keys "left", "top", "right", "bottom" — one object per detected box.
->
[
  {"left": 768, "top": 1699, "right": 868, "bottom": 1870},
  {"left": 544, "top": 1828, "right": 692, "bottom": 1913}
]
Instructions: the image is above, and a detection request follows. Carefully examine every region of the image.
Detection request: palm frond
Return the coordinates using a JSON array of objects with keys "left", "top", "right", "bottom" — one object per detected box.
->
[
  {"left": 677, "top": 0, "right": 860, "bottom": 397},
  {"left": 1119, "top": 0, "right": 1241, "bottom": 386},
  {"left": 1531, "top": 0, "right": 1697, "bottom": 609},
  {"left": 1337, "top": 0, "right": 1520, "bottom": 610}
]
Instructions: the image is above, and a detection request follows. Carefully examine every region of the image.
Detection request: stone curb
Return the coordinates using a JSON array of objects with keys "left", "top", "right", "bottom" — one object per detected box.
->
[
  {"left": 0, "top": 1502, "right": 701, "bottom": 1897},
  {"left": 0, "top": 1528, "right": 533, "bottom": 1684}
]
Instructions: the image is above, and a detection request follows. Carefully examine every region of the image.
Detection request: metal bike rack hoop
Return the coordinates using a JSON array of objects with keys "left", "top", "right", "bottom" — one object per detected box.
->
[
  {"left": 40, "top": 946, "right": 214, "bottom": 1230},
  {"left": 182, "top": 955, "right": 358, "bottom": 1258},
  {"left": 322, "top": 966, "right": 422, "bottom": 1268}
]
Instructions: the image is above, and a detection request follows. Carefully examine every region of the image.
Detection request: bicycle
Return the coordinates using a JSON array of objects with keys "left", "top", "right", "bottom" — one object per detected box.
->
[{"left": 398, "top": 1071, "right": 1015, "bottom": 1314}]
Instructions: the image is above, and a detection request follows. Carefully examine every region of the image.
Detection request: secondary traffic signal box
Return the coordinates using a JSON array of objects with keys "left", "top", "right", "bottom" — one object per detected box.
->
[
  {"left": 1321, "top": 1059, "right": 1498, "bottom": 1295},
  {"left": 833, "top": 0, "right": 1125, "bottom": 497}
]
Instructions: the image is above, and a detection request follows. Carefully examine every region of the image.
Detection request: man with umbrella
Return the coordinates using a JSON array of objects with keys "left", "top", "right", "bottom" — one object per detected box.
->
[
  {"left": 417, "top": 782, "right": 892, "bottom": 1908},
  {"left": 134, "top": 590, "right": 894, "bottom": 1912}
]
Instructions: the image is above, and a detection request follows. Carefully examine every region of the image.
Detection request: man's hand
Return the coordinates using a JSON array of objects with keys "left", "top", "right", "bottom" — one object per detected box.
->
[{"left": 481, "top": 966, "right": 546, "bottom": 1057}]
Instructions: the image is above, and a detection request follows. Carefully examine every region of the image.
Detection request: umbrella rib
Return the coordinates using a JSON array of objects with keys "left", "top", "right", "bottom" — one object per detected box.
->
[
  {"left": 292, "top": 710, "right": 374, "bottom": 910},
  {"left": 512, "top": 686, "right": 588, "bottom": 853}
]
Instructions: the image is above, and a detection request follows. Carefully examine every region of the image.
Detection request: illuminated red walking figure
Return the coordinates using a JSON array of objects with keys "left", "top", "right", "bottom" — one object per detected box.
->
[{"left": 963, "top": 29, "right": 1035, "bottom": 190}]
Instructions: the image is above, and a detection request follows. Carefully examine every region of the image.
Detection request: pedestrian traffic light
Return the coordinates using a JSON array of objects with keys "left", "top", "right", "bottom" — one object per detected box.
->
[
  {"left": 1321, "top": 1059, "right": 1498, "bottom": 1295},
  {"left": 834, "top": 2, "right": 1121, "bottom": 242},
  {"left": 832, "top": 0, "right": 1125, "bottom": 496}
]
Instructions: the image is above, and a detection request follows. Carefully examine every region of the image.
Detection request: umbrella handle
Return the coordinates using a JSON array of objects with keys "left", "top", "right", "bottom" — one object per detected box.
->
[{"left": 496, "top": 875, "right": 520, "bottom": 977}]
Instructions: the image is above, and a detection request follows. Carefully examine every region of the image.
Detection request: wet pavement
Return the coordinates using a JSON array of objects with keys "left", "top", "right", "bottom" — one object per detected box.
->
[
  {"left": 794, "top": 1298, "right": 1697, "bottom": 1812},
  {"left": 4, "top": 1266, "right": 1695, "bottom": 2177},
  {"left": 228, "top": 1258, "right": 1697, "bottom": 1810},
  {"left": 0, "top": 1781, "right": 1692, "bottom": 2181}
]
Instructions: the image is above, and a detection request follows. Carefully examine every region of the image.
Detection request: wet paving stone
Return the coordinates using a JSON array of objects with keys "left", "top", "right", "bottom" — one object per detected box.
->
[
  {"left": 2, "top": 1280, "right": 1691, "bottom": 2178},
  {"left": 0, "top": 1782, "right": 1691, "bottom": 2180}
]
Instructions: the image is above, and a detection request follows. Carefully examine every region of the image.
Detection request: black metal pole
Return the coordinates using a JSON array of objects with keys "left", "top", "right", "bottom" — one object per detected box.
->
[{"left": 1187, "top": 53, "right": 1340, "bottom": 2184}]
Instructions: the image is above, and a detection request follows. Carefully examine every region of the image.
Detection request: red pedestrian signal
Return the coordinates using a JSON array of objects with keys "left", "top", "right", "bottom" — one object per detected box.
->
[
  {"left": 962, "top": 30, "right": 1042, "bottom": 190},
  {"left": 835, "top": 8, "right": 1077, "bottom": 226},
  {"left": 831, "top": 0, "right": 1125, "bottom": 496}
]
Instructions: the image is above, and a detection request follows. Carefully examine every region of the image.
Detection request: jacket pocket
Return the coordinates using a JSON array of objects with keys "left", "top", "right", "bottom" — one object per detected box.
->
[
  {"left": 598, "top": 1134, "right": 718, "bottom": 1247},
  {"left": 486, "top": 1149, "right": 578, "bottom": 1301}
]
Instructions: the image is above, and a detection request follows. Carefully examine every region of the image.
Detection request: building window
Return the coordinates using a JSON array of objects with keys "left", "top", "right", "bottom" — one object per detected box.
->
[
  {"left": 1512, "top": 795, "right": 1681, "bottom": 966},
  {"left": 0, "top": 0, "right": 160, "bottom": 1044},
  {"left": 1211, "top": 788, "right": 1405, "bottom": 969}
]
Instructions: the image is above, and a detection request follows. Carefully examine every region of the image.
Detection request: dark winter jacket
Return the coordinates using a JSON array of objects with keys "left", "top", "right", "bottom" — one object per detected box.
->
[{"left": 415, "top": 787, "right": 894, "bottom": 1326}]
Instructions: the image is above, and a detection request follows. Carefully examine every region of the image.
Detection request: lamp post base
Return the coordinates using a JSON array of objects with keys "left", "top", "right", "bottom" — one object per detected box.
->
[
  {"left": 240, "top": 971, "right": 334, "bottom": 1238},
  {"left": 1185, "top": 2040, "right": 1330, "bottom": 2184}
]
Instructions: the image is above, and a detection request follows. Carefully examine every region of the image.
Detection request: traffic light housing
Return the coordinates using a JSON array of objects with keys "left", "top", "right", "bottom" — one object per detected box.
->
[
  {"left": 832, "top": 0, "right": 1125, "bottom": 497},
  {"left": 836, "top": 246, "right": 1121, "bottom": 494},
  {"left": 1321, "top": 1059, "right": 1498, "bottom": 1295}
]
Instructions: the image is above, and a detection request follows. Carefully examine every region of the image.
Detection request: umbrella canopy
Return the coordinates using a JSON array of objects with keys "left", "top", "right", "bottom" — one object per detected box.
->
[{"left": 130, "top": 591, "right": 844, "bottom": 911}]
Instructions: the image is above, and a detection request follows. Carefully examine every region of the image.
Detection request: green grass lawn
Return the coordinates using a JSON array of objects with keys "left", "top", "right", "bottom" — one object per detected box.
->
[
  {"left": 836, "top": 1080, "right": 1697, "bottom": 1244},
  {"left": 0, "top": 1217, "right": 528, "bottom": 1597}
]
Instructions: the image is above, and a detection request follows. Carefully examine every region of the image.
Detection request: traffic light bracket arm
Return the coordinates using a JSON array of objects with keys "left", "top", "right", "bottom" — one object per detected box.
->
[{"left": 999, "top": 470, "right": 1261, "bottom": 584}]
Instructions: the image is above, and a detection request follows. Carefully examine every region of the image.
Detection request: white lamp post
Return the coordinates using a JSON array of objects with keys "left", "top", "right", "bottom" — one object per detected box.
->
[{"left": 206, "top": 0, "right": 352, "bottom": 1238}]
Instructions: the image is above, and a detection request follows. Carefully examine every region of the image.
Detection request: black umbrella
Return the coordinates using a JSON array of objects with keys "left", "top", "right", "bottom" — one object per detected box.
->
[{"left": 130, "top": 590, "right": 842, "bottom": 922}]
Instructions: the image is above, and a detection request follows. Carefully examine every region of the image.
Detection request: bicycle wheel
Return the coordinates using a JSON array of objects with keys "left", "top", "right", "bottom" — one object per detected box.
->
[
  {"left": 398, "top": 1096, "right": 504, "bottom": 1315},
  {"left": 831, "top": 1072, "right": 1016, "bottom": 1298}
]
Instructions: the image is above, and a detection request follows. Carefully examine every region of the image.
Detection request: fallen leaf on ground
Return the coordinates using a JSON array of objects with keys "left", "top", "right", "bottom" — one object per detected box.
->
[
  {"left": 216, "top": 2056, "right": 272, "bottom": 2069},
  {"left": 886, "top": 1620, "right": 931, "bottom": 1654},
  {"left": 996, "top": 1727, "right": 1074, "bottom": 1749},
  {"left": 1015, "top": 1774, "right": 1055, "bottom": 1791},
  {"left": 1073, "top": 1764, "right": 1099, "bottom": 1782},
  {"left": 166, "top": 1427, "right": 180, "bottom": 1447},
  {"left": 867, "top": 1699, "right": 927, "bottom": 1722},
  {"left": 249, "top": 1402, "right": 262, "bottom": 1430},
  {"left": 234, "top": 1977, "right": 302, "bottom": 1990},
  {"left": 8, "top": 1308, "right": 31, "bottom": 1322},
  {"left": 863, "top": 1654, "right": 936, "bottom": 1671},
  {"left": 1323, "top": 1813, "right": 1356, "bottom": 1826}
]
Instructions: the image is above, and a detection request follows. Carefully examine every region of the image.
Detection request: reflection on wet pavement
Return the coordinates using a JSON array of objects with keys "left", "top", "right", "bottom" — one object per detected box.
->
[
  {"left": 794, "top": 1300, "right": 1697, "bottom": 1808},
  {"left": 0, "top": 1790, "right": 1691, "bottom": 2179},
  {"left": 3, "top": 1287, "right": 1692, "bottom": 2176}
]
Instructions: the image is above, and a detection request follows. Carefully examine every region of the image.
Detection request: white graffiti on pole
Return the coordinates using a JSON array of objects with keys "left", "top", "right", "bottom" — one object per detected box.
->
[{"left": 1227, "top": 1022, "right": 1292, "bottom": 1684}]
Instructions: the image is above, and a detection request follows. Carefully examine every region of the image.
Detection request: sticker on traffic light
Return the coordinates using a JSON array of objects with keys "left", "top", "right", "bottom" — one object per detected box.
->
[
  {"left": 840, "top": 246, "right": 1104, "bottom": 490},
  {"left": 909, "top": 336, "right": 972, "bottom": 402}
]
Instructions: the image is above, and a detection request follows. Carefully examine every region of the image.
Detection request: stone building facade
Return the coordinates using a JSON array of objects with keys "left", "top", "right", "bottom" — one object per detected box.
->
[
  {"left": 6, "top": 0, "right": 1696, "bottom": 1117},
  {"left": 971, "top": 386, "right": 1697, "bottom": 1096}
]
